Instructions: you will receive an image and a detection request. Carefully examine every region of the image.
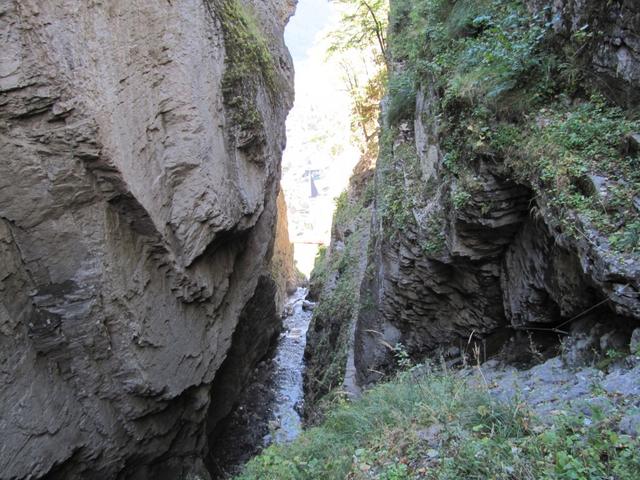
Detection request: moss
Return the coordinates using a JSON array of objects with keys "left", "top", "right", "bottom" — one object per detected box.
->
[{"left": 206, "top": 0, "right": 279, "bottom": 133}]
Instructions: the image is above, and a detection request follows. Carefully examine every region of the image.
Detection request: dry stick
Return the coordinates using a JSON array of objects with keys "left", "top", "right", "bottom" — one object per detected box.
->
[{"left": 473, "top": 343, "right": 490, "bottom": 392}]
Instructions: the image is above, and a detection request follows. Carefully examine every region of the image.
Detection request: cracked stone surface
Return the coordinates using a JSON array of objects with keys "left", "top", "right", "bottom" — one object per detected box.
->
[{"left": 0, "top": 0, "right": 295, "bottom": 478}]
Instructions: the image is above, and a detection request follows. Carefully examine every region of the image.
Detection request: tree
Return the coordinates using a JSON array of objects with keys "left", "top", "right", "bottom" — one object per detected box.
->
[
  {"left": 326, "top": 0, "right": 389, "bottom": 157},
  {"left": 327, "top": 0, "right": 389, "bottom": 65}
]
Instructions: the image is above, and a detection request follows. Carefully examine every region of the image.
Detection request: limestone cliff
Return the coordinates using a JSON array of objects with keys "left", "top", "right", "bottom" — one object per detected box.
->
[
  {"left": 305, "top": 0, "right": 640, "bottom": 408},
  {"left": 0, "top": 0, "right": 294, "bottom": 478}
]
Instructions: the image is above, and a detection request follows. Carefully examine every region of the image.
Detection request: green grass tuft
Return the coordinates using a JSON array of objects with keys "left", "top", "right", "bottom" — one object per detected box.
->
[{"left": 236, "top": 366, "right": 640, "bottom": 479}]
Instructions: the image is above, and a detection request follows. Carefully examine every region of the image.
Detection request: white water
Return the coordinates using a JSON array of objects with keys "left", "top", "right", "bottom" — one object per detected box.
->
[{"left": 268, "top": 288, "right": 312, "bottom": 444}]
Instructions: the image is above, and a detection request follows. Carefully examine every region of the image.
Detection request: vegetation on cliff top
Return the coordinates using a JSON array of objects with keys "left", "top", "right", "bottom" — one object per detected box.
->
[{"left": 386, "top": 0, "right": 640, "bottom": 253}]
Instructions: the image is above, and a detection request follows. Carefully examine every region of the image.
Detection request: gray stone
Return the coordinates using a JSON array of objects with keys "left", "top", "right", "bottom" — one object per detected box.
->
[
  {"left": 603, "top": 364, "right": 640, "bottom": 396},
  {"left": 417, "top": 423, "right": 444, "bottom": 448},
  {"left": 627, "top": 133, "right": 640, "bottom": 154},
  {"left": 630, "top": 328, "right": 640, "bottom": 354},
  {"left": 0, "top": 0, "right": 295, "bottom": 478},
  {"left": 600, "top": 330, "right": 629, "bottom": 353},
  {"left": 474, "top": 356, "right": 638, "bottom": 432},
  {"left": 619, "top": 412, "right": 640, "bottom": 437}
]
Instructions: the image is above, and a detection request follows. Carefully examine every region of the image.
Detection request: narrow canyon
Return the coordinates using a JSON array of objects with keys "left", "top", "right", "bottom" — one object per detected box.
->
[{"left": 1, "top": 0, "right": 639, "bottom": 479}]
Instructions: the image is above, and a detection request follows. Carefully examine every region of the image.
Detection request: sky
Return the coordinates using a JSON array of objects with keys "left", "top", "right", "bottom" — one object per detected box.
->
[
  {"left": 285, "top": 0, "right": 333, "bottom": 63},
  {"left": 282, "top": 0, "right": 364, "bottom": 275}
]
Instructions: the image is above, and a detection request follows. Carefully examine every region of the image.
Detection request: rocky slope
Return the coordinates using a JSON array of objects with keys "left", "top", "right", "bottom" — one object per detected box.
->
[
  {"left": 0, "top": 0, "right": 294, "bottom": 478},
  {"left": 305, "top": 0, "right": 640, "bottom": 411}
]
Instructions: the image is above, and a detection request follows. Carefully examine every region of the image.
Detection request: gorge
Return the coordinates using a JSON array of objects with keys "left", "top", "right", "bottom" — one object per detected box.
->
[{"left": 1, "top": 0, "right": 640, "bottom": 479}]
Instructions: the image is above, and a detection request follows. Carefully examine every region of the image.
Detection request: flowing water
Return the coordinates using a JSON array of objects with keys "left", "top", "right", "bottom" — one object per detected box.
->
[
  {"left": 210, "top": 288, "right": 313, "bottom": 478},
  {"left": 269, "top": 287, "right": 312, "bottom": 443}
]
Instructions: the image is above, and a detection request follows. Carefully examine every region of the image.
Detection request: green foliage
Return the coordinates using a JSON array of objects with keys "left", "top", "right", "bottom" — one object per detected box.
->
[
  {"left": 305, "top": 178, "right": 375, "bottom": 417},
  {"left": 377, "top": 129, "right": 417, "bottom": 234},
  {"left": 386, "top": 71, "right": 416, "bottom": 125},
  {"left": 236, "top": 368, "right": 640, "bottom": 479},
  {"left": 421, "top": 214, "right": 446, "bottom": 256},
  {"left": 507, "top": 98, "right": 640, "bottom": 253},
  {"left": 384, "top": 0, "right": 640, "bottom": 255},
  {"left": 451, "top": 189, "right": 472, "bottom": 210},
  {"left": 326, "top": 1, "right": 389, "bottom": 156},
  {"left": 388, "top": 0, "right": 555, "bottom": 119},
  {"left": 207, "top": 0, "right": 278, "bottom": 131},
  {"left": 327, "top": 0, "right": 389, "bottom": 61},
  {"left": 309, "top": 245, "right": 329, "bottom": 289},
  {"left": 393, "top": 343, "right": 412, "bottom": 370}
]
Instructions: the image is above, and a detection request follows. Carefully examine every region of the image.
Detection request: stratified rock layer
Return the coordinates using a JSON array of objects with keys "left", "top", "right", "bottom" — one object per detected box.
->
[
  {"left": 0, "top": 0, "right": 294, "bottom": 478},
  {"left": 353, "top": 0, "right": 640, "bottom": 384}
]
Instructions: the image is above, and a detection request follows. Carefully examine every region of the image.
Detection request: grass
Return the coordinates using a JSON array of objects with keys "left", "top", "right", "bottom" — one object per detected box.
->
[
  {"left": 499, "top": 97, "right": 640, "bottom": 254},
  {"left": 236, "top": 364, "right": 640, "bottom": 479}
]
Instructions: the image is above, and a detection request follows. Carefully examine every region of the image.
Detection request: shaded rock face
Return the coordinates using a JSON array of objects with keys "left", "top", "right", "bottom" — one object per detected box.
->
[
  {"left": 356, "top": 138, "right": 534, "bottom": 383},
  {"left": 352, "top": 0, "right": 640, "bottom": 385},
  {"left": 526, "top": 0, "right": 640, "bottom": 108},
  {"left": 0, "top": 0, "right": 293, "bottom": 478},
  {"left": 205, "top": 275, "right": 281, "bottom": 472},
  {"left": 303, "top": 155, "right": 375, "bottom": 417}
]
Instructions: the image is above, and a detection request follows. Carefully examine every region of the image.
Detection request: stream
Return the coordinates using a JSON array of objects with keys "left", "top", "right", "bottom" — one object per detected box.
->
[{"left": 210, "top": 288, "right": 313, "bottom": 478}]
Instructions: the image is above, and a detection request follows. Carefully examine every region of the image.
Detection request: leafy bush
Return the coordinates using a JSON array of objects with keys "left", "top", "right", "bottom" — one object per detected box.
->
[{"left": 386, "top": 71, "right": 417, "bottom": 125}]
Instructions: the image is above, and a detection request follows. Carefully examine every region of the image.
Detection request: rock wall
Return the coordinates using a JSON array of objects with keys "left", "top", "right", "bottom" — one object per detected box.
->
[
  {"left": 0, "top": 0, "right": 294, "bottom": 478},
  {"left": 526, "top": 0, "right": 640, "bottom": 108},
  {"left": 303, "top": 156, "right": 374, "bottom": 419},
  {"left": 271, "top": 189, "right": 299, "bottom": 312},
  {"left": 352, "top": 0, "right": 640, "bottom": 385}
]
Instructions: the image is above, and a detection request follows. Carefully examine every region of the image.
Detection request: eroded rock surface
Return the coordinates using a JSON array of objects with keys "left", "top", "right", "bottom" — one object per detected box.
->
[
  {"left": 305, "top": 0, "right": 640, "bottom": 394},
  {"left": 0, "top": 0, "right": 294, "bottom": 478}
]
